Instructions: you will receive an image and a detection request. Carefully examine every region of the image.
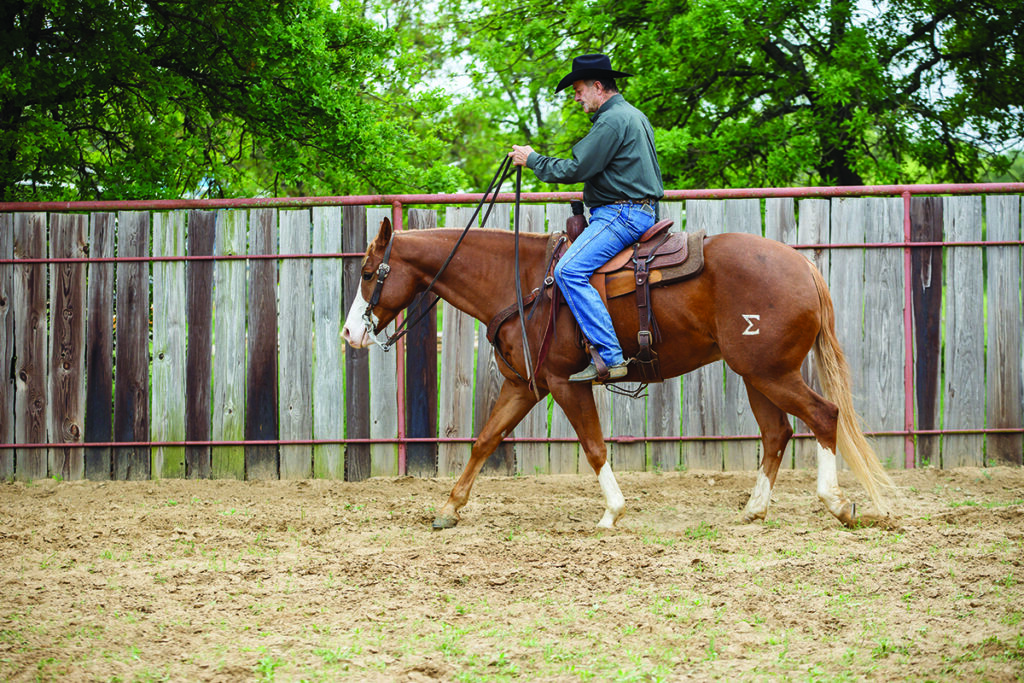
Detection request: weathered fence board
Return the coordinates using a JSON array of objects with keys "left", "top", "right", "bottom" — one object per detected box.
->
[
  {"left": 404, "top": 209, "right": 439, "bottom": 477},
  {"left": 478, "top": 203, "right": 515, "bottom": 474},
  {"left": 910, "top": 198, "right": 943, "bottom": 468},
  {"left": 366, "top": 208, "right": 398, "bottom": 477},
  {"left": 185, "top": 210, "right": 215, "bottom": 478},
  {"left": 438, "top": 206, "right": 477, "bottom": 477},
  {"left": 683, "top": 200, "right": 724, "bottom": 470},
  {"left": 829, "top": 199, "right": 865, "bottom": 399},
  {"left": 47, "top": 214, "right": 87, "bottom": 481},
  {"left": 943, "top": 196, "right": 985, "bottom": 467},
  {"left": 0, "top": 215, "right": 12, "bottom": 479},
  {"left": 114, "top": 212, "right": 150, "bottom": 480},
  {"left": 512, "top": 204, "right": 550, "bottom": 475},
  {"left": 829, "top": 199, "right": 866, "bottom": 471},
  {"left": 84, "top": 213, "right": 115, "bottom": 480},
  {"left": 342, "top": 206, "right": 370, "bottom": 481},
  {"left": 862, "top": 198, "right": 905, "bottom": 468},
  {"left": 765, "top": 198, "right": 797, "bottom": 245},
  {"left": 545, "top": 202, "right": 579, "bottom": 474},
  {"left": 151, "top": 211, "right": 186, "bottom": 479},
  {"left": 985, "top": 195, "right": 1023, "bottom": 465},
  {"left": 721, "top": 198, "right": 762, "bottom": 471},
  {"left": 793, "top": 199, "right": 830, "bottom": 468},
  {"left": 246, "top": 208, "right": 280, "bottom": 480},
  {"left": 12, "top": 213, "right": 47, "bottom": 480},
  {"left": 279, "top": 209, "right": 314, "bottom": 479},
  {"left": 212, "top": 210, "right": 247, "bottom": 479},
  {"left": 647, "top": 201, "right": 683, "bottom": 472},
  {"left": 311, "top": 206, "right": 345, "bottom": 479}
]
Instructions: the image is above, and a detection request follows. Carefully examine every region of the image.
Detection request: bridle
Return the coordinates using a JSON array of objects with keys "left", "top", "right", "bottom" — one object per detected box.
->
[
  {"left": 360, "top": 156, "right": 535, "bottom": 394},
  {"left": 361, "top": 230, "right": 396, "bottom": 348}
]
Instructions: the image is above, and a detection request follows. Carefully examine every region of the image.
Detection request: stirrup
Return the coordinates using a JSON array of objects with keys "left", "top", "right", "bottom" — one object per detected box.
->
[{"left": 569, "top": 361, "right": 629, "bottom": 383}]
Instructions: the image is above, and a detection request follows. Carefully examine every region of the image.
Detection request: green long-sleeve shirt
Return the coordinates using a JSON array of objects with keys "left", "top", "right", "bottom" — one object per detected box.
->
[{"left": 526, "top": 94, "right": 664, "bottom": 208}]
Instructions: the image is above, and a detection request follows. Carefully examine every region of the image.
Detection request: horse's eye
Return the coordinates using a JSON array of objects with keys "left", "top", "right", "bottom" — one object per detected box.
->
[{"left": 361, "top": 271, "right": 373, "bottom": 281}]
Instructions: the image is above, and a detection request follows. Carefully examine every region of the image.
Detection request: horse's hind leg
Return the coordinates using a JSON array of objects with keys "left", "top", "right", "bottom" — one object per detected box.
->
[
  {"left": 741, "top": 380, "right": 794, "bottom": 523},
  {"left": 745, "top": 372, "right": 856, "bottom": 527},
  {"left": 433, "top": 380, "right": 542, "bottom": 529}
]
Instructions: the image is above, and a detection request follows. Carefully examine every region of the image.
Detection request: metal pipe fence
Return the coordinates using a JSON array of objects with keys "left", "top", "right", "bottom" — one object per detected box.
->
[{"left": 2, "top": 182, "right": 1022, "bottom": 479}]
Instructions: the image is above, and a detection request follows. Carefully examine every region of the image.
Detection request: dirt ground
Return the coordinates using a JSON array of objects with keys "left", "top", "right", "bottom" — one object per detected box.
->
[{"left": 1, "top": 466, "right": 1022, "bottom": 682}]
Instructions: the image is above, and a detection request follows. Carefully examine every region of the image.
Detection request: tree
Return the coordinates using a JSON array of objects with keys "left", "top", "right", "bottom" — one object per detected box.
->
[
  {"left": 0, "top": 0, "right": 466, "bottom": 200},
  {"left": 430, "top": 0, "right": 1024, "bottom": 188}
]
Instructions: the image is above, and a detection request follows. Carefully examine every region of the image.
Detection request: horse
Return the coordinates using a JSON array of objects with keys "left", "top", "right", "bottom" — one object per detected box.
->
[{"left": 342, "top": 217, "right": 895, "bottom": 529}]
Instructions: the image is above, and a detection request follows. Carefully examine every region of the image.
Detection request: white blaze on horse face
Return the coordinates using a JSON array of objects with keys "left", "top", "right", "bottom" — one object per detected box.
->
[
  {"left": 742, "top": 468, "right": 772, "bottom": 521},
  {"left": 342, "top": 291, "right": 373, "bottom": 348},
  {"left": 597, "top": 463, "right": 626, "bottom": 528}
]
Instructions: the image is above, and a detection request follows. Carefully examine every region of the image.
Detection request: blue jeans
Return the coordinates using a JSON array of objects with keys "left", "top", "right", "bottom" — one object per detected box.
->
[{"left": 554, "top": 203, "right": 656, "bottom": 367}]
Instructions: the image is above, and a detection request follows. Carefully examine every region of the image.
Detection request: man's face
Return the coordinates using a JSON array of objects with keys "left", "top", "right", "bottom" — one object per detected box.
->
[{"left": 573, "top": 80, "right": 604, "bottom": 114}]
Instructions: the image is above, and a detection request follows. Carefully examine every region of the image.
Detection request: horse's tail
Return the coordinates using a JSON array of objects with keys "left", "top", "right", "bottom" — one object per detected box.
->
[{"left": 808, "top": 261, "right": 896, "bottom": 515}]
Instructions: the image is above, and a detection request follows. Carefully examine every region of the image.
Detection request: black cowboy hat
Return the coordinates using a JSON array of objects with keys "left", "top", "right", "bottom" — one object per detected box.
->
[{"left": 554, "top": 53, "right": 633, "bottom": 93}]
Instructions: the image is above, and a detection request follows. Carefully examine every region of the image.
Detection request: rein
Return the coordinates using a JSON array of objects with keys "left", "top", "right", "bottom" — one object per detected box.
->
[
  {"left": 364, "top": 155, "right": 517, "bottom": 351},
  {"left": 365, "top": 156, "right": 538, "bottom": 395}
]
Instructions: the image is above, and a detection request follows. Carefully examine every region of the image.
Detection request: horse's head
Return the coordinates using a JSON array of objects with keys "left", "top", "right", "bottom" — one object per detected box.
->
[{"left": 342, "top": 217, "right": 420, "bottom": 348}]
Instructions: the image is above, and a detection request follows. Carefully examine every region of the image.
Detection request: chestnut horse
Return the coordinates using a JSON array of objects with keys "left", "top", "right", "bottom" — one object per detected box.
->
[{"left": 342, "top": 218, "right": 895, "bottom": 529}]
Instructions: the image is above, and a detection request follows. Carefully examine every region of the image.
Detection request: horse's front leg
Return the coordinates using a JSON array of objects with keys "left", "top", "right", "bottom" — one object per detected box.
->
[
  {"left": 433, "top": 380, "right": 542, "bottom": 529},
  {"left": 548, "top": 378, "right": 624, "bottom": 528}
]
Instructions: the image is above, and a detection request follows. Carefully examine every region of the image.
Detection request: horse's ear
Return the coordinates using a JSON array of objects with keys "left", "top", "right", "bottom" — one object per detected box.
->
[{"left": 372, "top": 217, "right": 392, "bottom": 251}]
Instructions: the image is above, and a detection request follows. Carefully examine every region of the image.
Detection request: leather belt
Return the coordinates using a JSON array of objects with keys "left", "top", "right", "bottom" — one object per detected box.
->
[{"left": 608, "top": 198, "right": 658, "bottom": 207}]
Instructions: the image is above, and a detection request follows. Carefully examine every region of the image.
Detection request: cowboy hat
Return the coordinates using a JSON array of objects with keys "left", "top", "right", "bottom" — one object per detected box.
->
[{"left": 554, "top": 53, "right": 633, "bottom": 93}]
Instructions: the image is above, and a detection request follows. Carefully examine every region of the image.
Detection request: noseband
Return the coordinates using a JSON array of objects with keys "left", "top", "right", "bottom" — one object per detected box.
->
[{"left": 362, "top": 230, "right": 397, "bottom": 350}]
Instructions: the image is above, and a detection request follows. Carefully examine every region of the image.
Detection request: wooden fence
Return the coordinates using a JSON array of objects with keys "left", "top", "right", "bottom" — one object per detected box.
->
[{"left": 0, "top": 194, "right": 1021, "bottom": 481}]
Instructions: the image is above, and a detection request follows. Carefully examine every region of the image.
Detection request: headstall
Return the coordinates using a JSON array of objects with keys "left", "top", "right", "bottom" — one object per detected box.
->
[{"left": 359, "top": 155, "right": 523, "bottom": 356}]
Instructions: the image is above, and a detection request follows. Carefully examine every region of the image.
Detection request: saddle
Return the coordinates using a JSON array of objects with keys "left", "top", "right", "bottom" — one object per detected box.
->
[
  {"left": 584, "top": 221, "right": 706, "bottom": 382},
  {"left": 590, "top": 221, "right": 706, "bottom": 300},
  {"left": 485, "top": 219, "right": 706, "bottom": 385}
]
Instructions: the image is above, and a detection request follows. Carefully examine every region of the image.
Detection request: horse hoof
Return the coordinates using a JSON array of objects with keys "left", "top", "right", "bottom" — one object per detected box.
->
[
  {"left": 432, "top": 516, "right": 458, "bottom": 530},
  {"left": 597, "top": 509, "right": 625, "bottom": 529},
  {"left": 838, "top": 502, "right": 857, "bottom": 528}
]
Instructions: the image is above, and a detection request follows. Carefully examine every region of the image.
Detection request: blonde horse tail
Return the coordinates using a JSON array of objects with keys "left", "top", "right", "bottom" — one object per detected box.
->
[{"left": 808, "top": 261, "right": 896, "bottom": 515}]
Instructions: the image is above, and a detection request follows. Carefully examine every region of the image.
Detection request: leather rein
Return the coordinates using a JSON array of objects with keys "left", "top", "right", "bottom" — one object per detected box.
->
[{"left": 362, "top": 155, "right": 538, "bottom": 393}]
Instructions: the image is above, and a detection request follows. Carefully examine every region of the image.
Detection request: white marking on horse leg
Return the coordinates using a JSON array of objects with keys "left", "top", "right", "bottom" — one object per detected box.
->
[
  {"left": 742, "top": 468, "right": 772, "bottom": 522},
  {"left": 742, "top": 314, "right": 761, "bottom": 335},
  {"left": 342, "top": 291, "right": 372, "bottom": 348},
  {"left": 816, "top": 442, "right": 854, "bottom": 523},
  {"left": 597, "top": 463, "right": 626, "bottom": 528}
]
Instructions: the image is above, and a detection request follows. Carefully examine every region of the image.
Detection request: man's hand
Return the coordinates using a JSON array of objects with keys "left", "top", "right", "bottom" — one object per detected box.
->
[{"left": 508, "top": 145, "right": 535, "bottom": 166}]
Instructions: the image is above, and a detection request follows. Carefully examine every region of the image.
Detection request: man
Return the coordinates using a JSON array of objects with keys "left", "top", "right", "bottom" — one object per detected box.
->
[{"left": 509, "top": 53, "right": 664, "bottom": 382}]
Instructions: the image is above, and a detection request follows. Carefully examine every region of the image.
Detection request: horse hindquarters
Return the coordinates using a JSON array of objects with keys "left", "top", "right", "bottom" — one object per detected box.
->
[
  {"left": 740, "top": 261, "right": 895, "bottom": 526},
  {"left": 684, "top": 235, "right": 890, "bottom": 525}
]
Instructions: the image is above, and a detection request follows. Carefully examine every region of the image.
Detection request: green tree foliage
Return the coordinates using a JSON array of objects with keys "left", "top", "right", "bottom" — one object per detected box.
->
[
  {"left": 1, "top": 0, "right": 465, "bottom": 200},
  {"left": 432, "top": 0, "right": 1024, "bottom": 188}
]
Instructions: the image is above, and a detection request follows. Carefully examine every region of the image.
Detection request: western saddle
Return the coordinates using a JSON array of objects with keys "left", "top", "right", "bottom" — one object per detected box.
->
[{"left": 487, "top": 217, "right": 706, "bottom": 385}]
